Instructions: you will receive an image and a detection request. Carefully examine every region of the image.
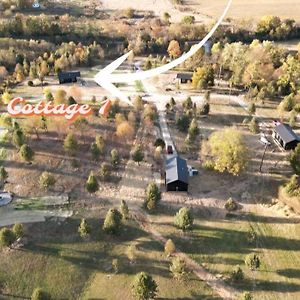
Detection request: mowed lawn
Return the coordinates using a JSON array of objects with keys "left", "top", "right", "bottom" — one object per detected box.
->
[
  {"left": 151, "top": 210, "right": 300, "bottom": 300},
  {"left": 194, "top": 0, "right": 300, "bottom": 22},
  {"left": 0, "top": 213, "right": 220, "bottom": 300}
]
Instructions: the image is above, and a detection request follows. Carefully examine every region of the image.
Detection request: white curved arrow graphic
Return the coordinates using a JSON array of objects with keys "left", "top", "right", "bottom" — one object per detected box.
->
[{"left": 94, "top": 0, "right": 232, "bottom": 105}]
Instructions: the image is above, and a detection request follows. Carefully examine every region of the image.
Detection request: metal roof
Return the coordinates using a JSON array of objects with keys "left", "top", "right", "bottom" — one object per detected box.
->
[
  {"left": 274, "top": 123, "right": 299, "bottom": 144},
  {"left": 176, "top": 73, "right": 193, "bottom": 80},
  {"left": 165, "top": 156, "right": 189, "bottom": 185},
  {"left": 58, "top": 71, "right": 81, "bottom": 80}
]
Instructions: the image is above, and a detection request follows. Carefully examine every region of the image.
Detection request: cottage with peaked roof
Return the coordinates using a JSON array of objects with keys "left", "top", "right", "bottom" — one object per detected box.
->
[
  {"left": 176, "top": 73, "right": 193, "bottom": 84},
  {"left": 58, "top": 71, "right": 81, "bottom": 84},
  {"left": 272, "top": 123, "right": 299, "bottom": 150},
  {"left": 165, "top": 156, "right": 189, "bottom": 192}
]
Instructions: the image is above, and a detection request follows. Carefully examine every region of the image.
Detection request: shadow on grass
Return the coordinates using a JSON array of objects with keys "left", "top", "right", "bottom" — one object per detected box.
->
[{"left": 277, "top": 269, "right": 300, "bottom": 279}]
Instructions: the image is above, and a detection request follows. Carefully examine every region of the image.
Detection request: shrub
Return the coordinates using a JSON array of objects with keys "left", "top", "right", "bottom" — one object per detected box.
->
[
  {"left": 131, "top": 144, "right": 144, "bottom": 165},
  {"left": 240, "top": 292, "right": 253, "bottom": 300},
  {"left": 170, "top": 257, "right": 187, "bottom": 280},
  {"left": 31, "top": 288, "right": 51, "bottom": 300},
  {"left": 247, "top": 227, "right": 257, "bottom": 245},
  {"left": 12, "top": 223, "right": 24, "bottom": 239},
  {"left": 20, "top": 144, "right": 34, "bottom": 163},
  {"left": 230, "top": 265, "right": 244, "bottom": 282},
  {"left": 249, "top": 117, "right": 259, "bottom": 133},
  {"left": 99, "top": 163, "right": 110, "bottom": 181},
  {"left": 111, "top": 148, "right": 120, "bottom": 167},
  {"left": 154, "top": 138, "right": 165, "bottom": 148},
  {"left": 78, "top": 218, "right": 91, "bottom": 237},
  {"left": 285, "top": 175, "right": 300, "bottom": 197},
  {"left": 63, "top": 133, "right": 78, "bottom": 155},
  {"left": 39, "top": 172, "right": 56, "bottom": 190},
  {"left": 198, "top": 102, "right": 210, "bottom": 115},
  {"left": 164, "top": 239, "right": 176, "bottom": 257},
  {"left": 245, "top": 253, "right": 260, "bottom": 271},
  {"left": 174, "top": 207, "right": 193, "bottom": 231},
  {"left": 120, "top": 200, "right": 129, "bottom": 219},
  {"left": 225, "top": 197, "right": 238, "bottom": 211},
  {"left": 28, "top": 80, "right": 34, "bottom": 86},
  {"left": 0, "top": 227, "right": 15, "bottom": 248},
  {"left": 289, "top": 144, "right": 300, "bottom": 175}
]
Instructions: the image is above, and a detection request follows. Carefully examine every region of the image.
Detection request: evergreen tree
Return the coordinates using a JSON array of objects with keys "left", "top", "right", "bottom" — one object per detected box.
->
[
  {"left": 132, "top": 272, "right": 158, "bottom": 300},
  {"left": 289, "top": 144, "right": 300, "bottom": 175},
  {"left": 78, "top": 218, "right": 91, "bottom": 237},
  {"left": 103, "top": 208, "right": 123, "bottom": 234},
  {"left": 188, "top": 118, "right": 199, "bottom": 141},
  {"left": 12, "top": 223, "right": 24, "bottom": 239},
  {"left": 231, "top": 265, "right": 244, "bottom": 282},
  {"left": 0, "top": 227, "right": 16, "bottom": 248},
  {"left": 64, "top": 133, "right": 78, "bottom": 155},
  {"left": 91, "top": 142, "right": 101, "bottom": 161},
  {"left": 20, "top": 144, "right": 34, "bottom": 163},
  {"left": 174, "top": 207, "right": 193, "bottom": 231},
  {"left": 111, "top": 149, "right": 120, "bottom": 167},
  {"left": 245, "top": 253, "right": 261, "bottom": 271},
  {"left": 39, "top": 172, "right": 56, "bottom": 190},
  {"left": 120, "top": 200, "right": 129, "bottom": 219},
  {"left": 95, "top": 135, "right": 105, "bottom": 154},
  {"left": 99, "top": 163, "right": 110, "bottom": 181},
  {"left": 86, "top": 171, "right": 99, "bottom": 194},
  {"left": 249, "top": 117, "right": 259, "bottom": 134},
  {"left": 170, "top": 257, "right": 187, "bottom": 280},
  {"left": 13, "top": 128, "right": 25, "bottom": 149},
  {"left": 131, "top": 144, "right": 144, "bottom": 165},
  {"left": 164, "top": 239, "right": 176, "bottom": 257},
  {"left": 144, "top": 183, "right": 161, "bottom": 212}
]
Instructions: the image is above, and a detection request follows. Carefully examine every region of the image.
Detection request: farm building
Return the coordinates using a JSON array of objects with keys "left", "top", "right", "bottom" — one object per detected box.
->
[
  {"left": 58, "top": 71, "right": 81, "bottom": 84},
  {"left": 272, "top": 123, "right": 299, "bottom": 150},
  {"left": 176, "top": 73, "right": 192, "bottom": 84},
  {"left": 165, "top": 156, "right": 189, "bottom": 192}
]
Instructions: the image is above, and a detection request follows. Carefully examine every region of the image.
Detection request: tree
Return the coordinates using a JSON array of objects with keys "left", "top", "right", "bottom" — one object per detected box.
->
[
  {"left": 170, "top": 257, "right": 187, "bottom": 280},
  {"left": 144, "top": 60, "right": 152, "bottom": 70},
  {"left": 198, "top": 102, "right": 210, "bottom": 115},
  {"left": 131, "top": 144, "right": 144, "bottom": 165},
  {"left": 174, "top": 207, "right": 193, "bottom": 231},
  {"left": 0, "top": 227, "right": 15, "bottom": 248},
  {"left": 64, "top": 133, "right": 78, "bottom": 155},
  {"left": 20, "top": 144, "right": 34, "bottom": 163},
  {"left": 192, "top": 66, "right": 214, "bottom": 89},
  {"left": 277, "top": 94, "right": 295, "bottom": 112},
  {"left": 285, "top": 175, "right": 300, "bottom": 197},
  {"left": 116, "top": 121, "right": 135, "bottom": 142},
  {"left": 91, "top": 142, "right": 101, "bottom": 161},
  {"left": 167, "top": 40, "right": 181, "bottom": 59},
  {"left": 120, "top": 200, "right": 130, "bottom": 219},
  {"left": 225, "top": 197, "right": 238, "bottom": 211},
  {"left": 95, "top": 135, "right": 105, "bottom": 154},
  {"left": 38, "top": 61, "right": 49, "bottom": 86},
  {"left": 202, "top": 128, "right": 249, "bottom": 176},
  {"left": 247, "top": 227, "right": 257, "bottom": 245},
  {"left": 103, "top": 208, "right": 123, "bottom": 234},
  {"left": 176, "top": 114, "right": 190, "bottom": 132},
  {"left": 188, "top": 118, "right": 199, "bottom": 141},
  {"left": 132, "top": 272, "right": 158, "bottom": 300},
  {"left": 164, "top": 239, "right": 176, "bottom": 257},
  {"left": 13, "top": 223, "right": 24, "bottom": 239},
  {"left": 231, "top": 265, "right": 244, "bottom": 282},
  {"left": 31, "top": 288, "right": 51, "bottom": 300},
  {"left": 99, "top": 163, "right": 110, "bottom": 181},
  {"left": 249, "top": 117, "right": 259, "bottom": 134},
  {"left": 248, "top": 102, "right": 256, "bottom": 115},
  {"left": 78, "top": 218, "right": 91, "bottom": 237},
  {"left": 86, "top": 171, "right": 99, "bottom": 194},
  {"left": 289, "top": 144, "right": 300, "bottom": 175},
  {"left": 111, "top": 149, "right": 120, "bottom": 167},
  {"left": 239, "top": 292, "right": 253, "bottom": 300},
  {"left": 13, "top": 128, "right": 25, "bottom": 149},
  {"left": 183, "top": 97, "right": 193, "bottom": 110},
  {"left": 144, "top": 183, "right": 161, "bottom": 212},
  {"left": 154, "top": 138, "right": 165, "bottom": 149},
  {"left": 1, "top": 90, "right": 12, "bottom": 105},
  {"left": 54, "top": 89, "right": 67, "bottom": 105},
  {"left": 245, "top": 253, "right": 261, "bottom": 271},
  {"left": 0, "top": 166, "right": 8, "bottom": 186},
  {"left": 39, "top": 172, "right": 56, "bottom": 190}
]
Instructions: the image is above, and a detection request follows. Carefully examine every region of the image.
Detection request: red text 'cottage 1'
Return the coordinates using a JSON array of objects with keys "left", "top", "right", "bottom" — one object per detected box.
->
[{"left": 7, "top": 97, "right": 112, "bottom": 120}]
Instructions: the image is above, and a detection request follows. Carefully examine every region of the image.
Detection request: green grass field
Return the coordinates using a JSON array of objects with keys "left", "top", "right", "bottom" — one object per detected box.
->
[
  {"left": 150, "top": 209, "right": 300, "bottom": 300},
  {"left": 0, "top": 213, "right": 220, "bottom": 299}
]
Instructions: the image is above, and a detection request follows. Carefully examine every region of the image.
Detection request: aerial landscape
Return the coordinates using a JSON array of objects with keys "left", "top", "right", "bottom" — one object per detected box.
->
[{"left": 0, "top": 0, "right": 300, "bottom": 299}]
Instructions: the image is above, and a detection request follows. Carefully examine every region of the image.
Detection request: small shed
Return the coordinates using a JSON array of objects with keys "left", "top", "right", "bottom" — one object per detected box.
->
[
  {"left": 58, "top": 71, "right": 81, "bottom": 84},
  {"left": 272, "top": 123, "right": 299, "bottom": 150},
  {"left": 165, "top": 156, "right": 189, "bottom": 192},
  {"left": 176, "top": 73, "right": 192, "bottom": 84}
]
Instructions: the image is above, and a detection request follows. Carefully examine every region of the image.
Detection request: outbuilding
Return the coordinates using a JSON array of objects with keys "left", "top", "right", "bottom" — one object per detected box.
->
[
  {"left": 272, "top": 123, "right": 299, "bottom": 150},
  {"left": 58, "top": 71, "right": 81, "bottom": 84},
  {"left": 165, "top": 156, "right": 189, "bottom": 192},
  {"left": 176, "top": 73, "right": 192, "bottom": 84}
]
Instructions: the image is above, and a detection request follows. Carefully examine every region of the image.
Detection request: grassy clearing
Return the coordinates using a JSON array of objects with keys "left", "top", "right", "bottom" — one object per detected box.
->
[
  {"left": 150, "top": 209, "right": 300, "bottom": 300},
  {"left": 0, "top": 213, "right": 220, "bottom": 299}
]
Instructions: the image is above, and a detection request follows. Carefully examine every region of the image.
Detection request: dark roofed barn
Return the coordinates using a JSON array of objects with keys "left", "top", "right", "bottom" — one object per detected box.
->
[
  {"left": 176, "top": 73, "right": 192, "bottom": 84},
  {"left": 272, "top": 123, "right": 299, "bottom": 150},
  {"left": 165, "top": 156, "right": 189, "bottom": 192},
  {"left": 58, "top": 71, "right": 81, "bottom": 84}
]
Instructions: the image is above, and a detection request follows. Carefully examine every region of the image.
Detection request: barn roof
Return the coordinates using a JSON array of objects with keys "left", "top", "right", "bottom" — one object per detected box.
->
[
  {"left": 274, "top": 123, "right": 299, "bottom": 144},
  {"left": 165, "top": 156, "right": 189, "bottom": 185},
  {"left": 176, "top": 73, "right": 193, "bottom": 80},
  {"left": 58, "top": 71, "right": 81, "bottom": 80}
]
